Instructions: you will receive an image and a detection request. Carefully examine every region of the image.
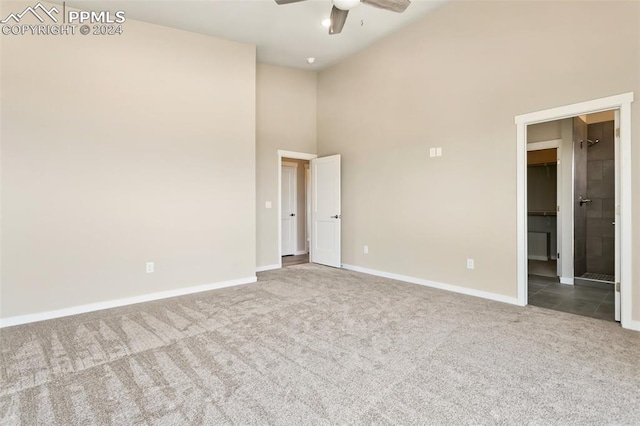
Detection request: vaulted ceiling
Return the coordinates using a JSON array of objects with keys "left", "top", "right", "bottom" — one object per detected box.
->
[{"left": 63, "top": 0, "right": 446, "bottom": 70}]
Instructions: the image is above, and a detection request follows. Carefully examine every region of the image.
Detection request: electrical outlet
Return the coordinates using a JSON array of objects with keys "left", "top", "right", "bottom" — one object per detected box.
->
[
  {"left": 265, "top": 201, "right": 272, "bottom": 209},
  {"left": 466, "top": 259, "right": 474, "bottom": 270},
  {"left": 364, "top": 245, "right": 369, "bottom": 254},
  {"left": 146, "top": 262, "right": 154, "bottom": 273}
]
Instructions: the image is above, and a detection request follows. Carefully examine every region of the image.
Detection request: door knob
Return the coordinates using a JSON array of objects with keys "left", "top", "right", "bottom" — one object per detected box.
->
[
  {"left": 331, "top": 214, "right": 341, "bottom": 219},
  {"left": 290, "top": 213, "right": 295, "bottom": 217}
]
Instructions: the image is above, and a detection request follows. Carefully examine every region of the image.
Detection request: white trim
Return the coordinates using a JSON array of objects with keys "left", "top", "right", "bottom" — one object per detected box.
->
[
  {"left": 527, "top": 139, "right": 561, "bottom": 151},
  {"left": 278, "top": 150, "right": 317, "bottom": 161},
  {"left": 559, "top": 119, "right": 575, "bottom": 285},
  {"left": 0, "top": 276, "right": 257, "bottom": 328},
  {"left": 304, "top": 164, "right": 310, "bottom": 253},
  {"left": 294, "top": 250, "right": 308, "bottom": 256},
  {"left": 515, "top": 93, "right": 634, "bottom": 125},
  {"left": 560, "top": 277, "right": 575, "bottom": 285},
  {"left": 618, "top": 100, "right": 633, "bottom": 329},
  {"left": 527, "top": 139, "right": 562, "bottom": 277},
  {"left": 342, "top": 264, "right": 519, "bottom": 306},
  {"left": 281, "top": 163, "right": 298, "bottom": 256},
  {"left": 277, "top": 150, "right": 317, "bottom": 269},
  {"left": 625, "top": 320, "right": 640, "bottom": 332},
  {"left": 515, "top": 92, "right": 635, "bottom": 330},
  {"left": 516, "top": 120, "right": 527, "bottom": 307},
  {"left": 256, "top": 264, "right": 280, "bottom": 272},
  {"left": 614, "top": 109, "right": 622, "bottom": 322},
  {"left": 528, "top": 255, "right": 549, "bottom": 261}
]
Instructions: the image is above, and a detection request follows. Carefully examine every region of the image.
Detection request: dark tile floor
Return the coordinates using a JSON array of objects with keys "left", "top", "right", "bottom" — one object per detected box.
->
[{"left": 528, "top": 275, "right": 615, "bottom": 322}]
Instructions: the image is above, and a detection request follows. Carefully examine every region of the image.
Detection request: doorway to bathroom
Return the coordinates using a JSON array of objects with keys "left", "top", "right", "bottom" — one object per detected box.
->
[{"left": 525, "top": 112, "right": 618, "bottom": 322}]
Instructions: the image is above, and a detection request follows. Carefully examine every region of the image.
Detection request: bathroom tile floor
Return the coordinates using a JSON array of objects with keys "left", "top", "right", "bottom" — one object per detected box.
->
[{"left": 528, "top": 274, "right": 615, "bottom": 322}]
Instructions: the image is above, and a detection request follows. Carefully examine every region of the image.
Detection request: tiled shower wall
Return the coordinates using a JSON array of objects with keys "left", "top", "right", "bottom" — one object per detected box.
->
[{"left": 585, "top": 121, "right": 615, "bottom": 276}]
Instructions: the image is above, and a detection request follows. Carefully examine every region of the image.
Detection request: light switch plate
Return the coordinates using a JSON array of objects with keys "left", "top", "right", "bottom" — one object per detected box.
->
[
  {"left": 429, "top": 148, "right": 436, "bottom": 158},
  {"left": 436, "top": 147, "right": 442, "bottom": 157},
  {"left": 265, "top": 201, "right": 272, "bottom": 209}
]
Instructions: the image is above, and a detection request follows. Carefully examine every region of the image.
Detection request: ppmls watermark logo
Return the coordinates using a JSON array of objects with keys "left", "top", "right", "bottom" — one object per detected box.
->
[{"left": 1, "top": 2, "right": 126, "bottom": 36}]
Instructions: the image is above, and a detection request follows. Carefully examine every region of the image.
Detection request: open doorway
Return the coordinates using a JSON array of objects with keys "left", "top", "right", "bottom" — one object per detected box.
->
[
  {"left": 276, "top": 150, "right": 342, "bottom": 270},
  {"left": 281, "top": 157, "right": 310, "bottom": 267},
  {"left": 516, "top": 93, "right": 633, "bottom": 329},
  {"left": 526, "top": 145, "right": 558, "bottom": 279},
  {"left": 526, "top": 113, "right": 617, "bottom": 321}
]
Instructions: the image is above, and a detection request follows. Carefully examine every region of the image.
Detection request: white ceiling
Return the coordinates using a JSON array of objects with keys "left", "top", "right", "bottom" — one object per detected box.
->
[{"left": 63, "top": 0, "right": 446, "bottom": 70}]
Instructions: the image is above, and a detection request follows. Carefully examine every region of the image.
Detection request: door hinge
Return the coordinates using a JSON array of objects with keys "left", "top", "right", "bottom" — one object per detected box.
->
[
  {"left": 616, "top": 282, "right": 620, "bottom": 292},
  {"left": 557, "top": 205, "right": 560, "bottom": 212},
  {"left": 615, "top": 128, "right": 620, "bottom": 138},
  {"left": 557, "top": 252, "right": 560, "bottom": 259}
]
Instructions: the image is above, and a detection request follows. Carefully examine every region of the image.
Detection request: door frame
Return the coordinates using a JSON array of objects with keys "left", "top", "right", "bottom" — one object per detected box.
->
[
  {"left": 515, "top": 92, "right": 634, "bottom": 330},
  {"left": 304, "top": 164, "right": 311, "bottom": 253},
  {"left": 281, "top": 161, "right": 298, "bottom": 256},
  {"left": 526, "top": 142, "right": 562, "bottom": 277},
  {"left": 277, "top": 150, "right": 317, "bottom": 268}
]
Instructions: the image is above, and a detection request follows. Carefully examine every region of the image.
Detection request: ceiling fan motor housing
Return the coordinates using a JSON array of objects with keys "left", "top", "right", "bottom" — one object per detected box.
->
[{"left": 333, "top": 0, "right": 360, "bottom": 11}]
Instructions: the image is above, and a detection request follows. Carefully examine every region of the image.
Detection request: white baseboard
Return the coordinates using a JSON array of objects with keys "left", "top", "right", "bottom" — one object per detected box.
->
[
  {"left": 342, "top": 264, "right": 519, "bottom": 306},
  {"left": 256, "top": 264, "right": 280, "bottom": 272},
  {"left": 294, "top": 250, "right": 308, "bottom": 256},
  {"left": 622, "top": 319, "right": 640, "bottom": 332},
  {"left": 0, "top": 276, "right": 257, "bottom": 329},
  {"left": 560, "top": 277, "right": 574, "bottom": 285},
  {"left": 528, "top": 255, "right": 549, "bottom": 261}
]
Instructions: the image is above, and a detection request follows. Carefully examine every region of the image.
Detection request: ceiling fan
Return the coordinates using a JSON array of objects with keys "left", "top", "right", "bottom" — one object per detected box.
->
[{"left": 274, "top": 0, "right": 411, "bottom": 35}]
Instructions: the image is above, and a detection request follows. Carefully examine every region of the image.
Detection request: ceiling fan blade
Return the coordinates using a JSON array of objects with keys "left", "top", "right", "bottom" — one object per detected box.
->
[
  {"left": 274, "top": 0, "right": 307, "bottom": 4},
  {"left": 329, "top": 6, "right": 349, "bottom": 35},
  {"left": 362, "top": 0, "right": 410, "bottom": 13}
]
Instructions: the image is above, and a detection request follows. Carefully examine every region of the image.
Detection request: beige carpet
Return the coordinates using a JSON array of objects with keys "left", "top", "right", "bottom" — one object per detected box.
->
[{"left": 1, "top": 263, "right": 639, "bottom": 424}]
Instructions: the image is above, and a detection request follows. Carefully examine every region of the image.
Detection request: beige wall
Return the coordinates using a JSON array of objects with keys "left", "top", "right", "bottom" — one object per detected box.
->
[
  {"left": 317, "top": 1, "right": 640, "bottom": 320},
  {"left": 256, "top": 64, "right": 317, "bottom": 268},
  {"left": 585, "top": 110, "right": 615, "bottom": 124},
  {"left": 528, "top": 121, "right": 562, "bottom": 143},
  {"left": 282, "top": 158, "right": 310, "bottom": 253},
  {"left": 0, "top": 4, "right": 256, "bottom": 318}
]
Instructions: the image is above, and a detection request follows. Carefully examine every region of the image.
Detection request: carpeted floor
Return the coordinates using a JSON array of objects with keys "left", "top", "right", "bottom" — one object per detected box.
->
[{"left": 1, "top": 263, "right": 639, "bottom": 425}]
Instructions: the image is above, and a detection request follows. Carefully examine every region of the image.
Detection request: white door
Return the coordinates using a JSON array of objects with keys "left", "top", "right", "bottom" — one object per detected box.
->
[
  {"left": 311, "top": 155, "right": 341, "bottom": 268},
  {"left": 281, "top": 164, "right": 297, "bottom": 256},
  {"left": 614, "top": 110, "right": 621, "bottom": 322}
]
